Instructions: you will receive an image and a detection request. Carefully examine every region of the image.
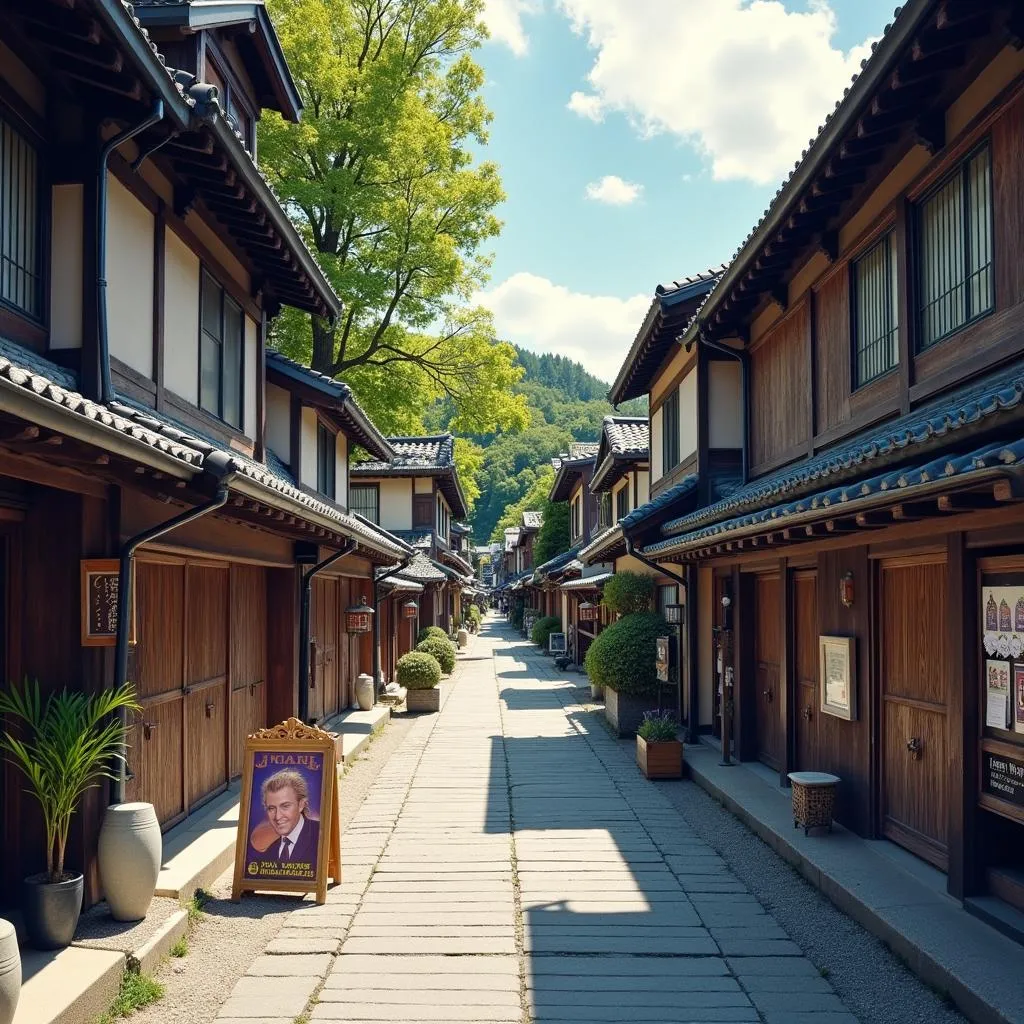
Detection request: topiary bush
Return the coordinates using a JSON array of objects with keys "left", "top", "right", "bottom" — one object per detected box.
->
[
  {"left": 397, "top": 651, "right": 441, "bottom": 690},
  {"left": 531, "top": 616, "right": 562, "bottom": 649},
  {"left": 417, "top": 625, "right": 449, "bottom": 646},
  {"left": 416, "top": 635, "right": 456, "bottom": 674},
  {"left": 467, "top": 605, "right": 482, "bottom": 632},
  {"left": 584, "top": 612, "right": 669, "bottom": 697},
  {"left": 602, "top": 572, "right": 655, "bottom": 616}
]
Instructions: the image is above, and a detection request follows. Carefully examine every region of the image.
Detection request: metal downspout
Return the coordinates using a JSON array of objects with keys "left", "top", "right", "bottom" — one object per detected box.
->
[
  {"left": 112, "top": 450, "right": 237, "bottom": 804},
  {"left": 98, "top": 101, "right": 165, "bottom": 405},
  {"left": 373, "top": 555, "right": 415, "bottom": 697},
  {"left": 298, "top": 541, "right": 357, "bottom": 724},
  {"left": 697, "top": 333, "right": 749, "bottom": 485}
]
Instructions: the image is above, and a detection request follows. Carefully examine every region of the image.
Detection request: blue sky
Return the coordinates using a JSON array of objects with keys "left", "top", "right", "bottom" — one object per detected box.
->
[{"left": 473, "top": 0, "right": 900, "bottom": 383}]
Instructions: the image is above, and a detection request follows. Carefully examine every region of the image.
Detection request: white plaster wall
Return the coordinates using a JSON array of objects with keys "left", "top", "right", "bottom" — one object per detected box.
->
[
  {"left": 651, "top": 407, "right": 663, "bottom": 482},
  {"left": 164, "top": 229, "right": 200, "bottom": 404},
  {"left": 709, "top": 360, "right": 743, "bottom": 449},
  {"left": 336, "top": 433, "right": 348, "bottom": 506},
  {"left": 414, "top": 477, "right": 432, "bottom": 494},
  {"left": 106, "top": 175, "right": 154, "bottom": 378},
  {"left": 49, "top": 185, "right": 83, "bottom": 349},
  {"left": 244, "top": 315, "right": 258, "bottom": 439},
  {"left": 300, "top": 406, "right": 318, "bottom": 488},
  {"left": 679, "top": 368, "right": 698, "bottom": 462},
  {"left": 378, "top": 478, "right": 413, "bottom": 532},
  {"left": 637, "top": 470, "right": 650, "bottom": 505},
  {"left": 265, "top": 383, "right": 290, "bottom": 464}
]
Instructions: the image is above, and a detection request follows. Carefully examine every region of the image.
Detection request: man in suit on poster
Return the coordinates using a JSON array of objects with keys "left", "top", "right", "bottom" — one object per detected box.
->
[{"left": 246, "top": 769, "right": 320, "bottom": 879}]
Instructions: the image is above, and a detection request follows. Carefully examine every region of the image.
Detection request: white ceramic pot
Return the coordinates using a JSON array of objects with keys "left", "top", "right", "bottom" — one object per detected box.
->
[
  {"left": 355, "top": 673, "right": 375, "bottom": 711},
  {"left": 98, "top": 802, "right": 162, "bottom": 922},
  {"left": 456, "top": 628, "right": 469, "bottom": 649},
  {"left": 0, "top": 919, "right": 20, "bottom": 1024}
]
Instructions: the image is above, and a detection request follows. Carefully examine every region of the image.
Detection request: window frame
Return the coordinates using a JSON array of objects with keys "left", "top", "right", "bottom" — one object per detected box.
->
[
  {"left": 349, "top": 483, "right": 380, "bottom": 524},
  {"left": 615, "top": 484, "right": 630, "bottom": 522},
  {"left": 661, "top": 387, "right": 680, "bottom": 474},
  {"left": 914, "top": 141, "right": 994, "bottom": 353},
  {"left": 316, "top": 419, "right": 336, "bottom": 500},
  {"left": 198, "top": 268, "right": 245, "bottom": 430},
  {"left": 204, "top": 44, "right": 258, "bottom": 156},
  {"left": 851, "top": 229, "right": 899, "bottom": 389}
]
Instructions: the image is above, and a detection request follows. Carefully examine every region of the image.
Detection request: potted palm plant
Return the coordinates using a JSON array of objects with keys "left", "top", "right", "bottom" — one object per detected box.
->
[{"left": 0, "top": 680, "right": 140, "bottom": 949}]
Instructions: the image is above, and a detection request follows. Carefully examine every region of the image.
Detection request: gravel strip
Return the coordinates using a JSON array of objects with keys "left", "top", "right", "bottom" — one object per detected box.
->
[{"left": 127, "top": 711, "right": 417, "bottom": 1024}]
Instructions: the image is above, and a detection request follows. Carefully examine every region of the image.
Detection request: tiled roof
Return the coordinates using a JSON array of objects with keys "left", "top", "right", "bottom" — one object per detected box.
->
[
  {"left": 354, "top": 434, "right": 454, "bottom": 472},
  {"left": 568, "top": 442, "right": 600, "bottom": 460},
  {"left": 561, "top": 572, "right": 613, "bottom": 592},
  {"left": 504, "top": 528, "right": 521, "bottom": 552},
  {"left": 521, "top": 510, "right": 544, "bottom": 530},
  {"left": 578, "top": 523, "right": 624, "bottom": 565},
  {"left": 619, "top": 475, "right": 699, "bottom": 533},
  {"left": 397, "top": 552, "right": 447, "bottom": 583},
  {"left": 389, "top": 530, "right": 434, "bottom": 551},
  {"left": 659, "top": 362, "right": 1024, "bottom": 541},
  {"left": 605, "top": 417, "right": 649, "bottom": 457},
  {"left": 656, "top": 266, "right": 729, "bottom": 297},
  {"left": 534, "top": 546, "right": 580, "bottom": 578},
  {"left": 645, "top": 435, "right": 1024, "bottom": 559},
  {"left": 379, "top": 575, "right": 424, "bottom": 593}
]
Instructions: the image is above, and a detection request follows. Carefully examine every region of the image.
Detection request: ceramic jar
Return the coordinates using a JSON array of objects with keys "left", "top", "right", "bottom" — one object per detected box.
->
[
  {"left": 456, "top": 628, "right": 469, "bottom": 648},
  {"left": 98, "top": 802, "right": 161, "bottom": 922},
  {"left": 355, "top": 673, "right": 375, "bottom": 711},
  {"left": 0, "top": 918, "right": 20, "bottom": 1024}
]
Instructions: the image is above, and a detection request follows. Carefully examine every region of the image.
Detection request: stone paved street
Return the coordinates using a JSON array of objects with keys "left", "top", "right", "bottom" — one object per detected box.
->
[{"left": 217, "top": 618, "right": 861, "bottom": 1023}]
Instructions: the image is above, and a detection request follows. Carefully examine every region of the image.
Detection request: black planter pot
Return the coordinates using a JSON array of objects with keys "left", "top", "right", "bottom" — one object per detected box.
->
[{"left": 22, "top": 873, "right": 84, "bottom": 950}]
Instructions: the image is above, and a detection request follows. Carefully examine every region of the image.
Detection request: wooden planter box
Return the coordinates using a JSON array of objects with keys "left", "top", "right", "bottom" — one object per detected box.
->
[
  {"left": 405, "top": 687, "right": 440, "bottom": 713},
  {"left": 636, "top": 736, "right": 683, "bottom": 780},
  {"left": 604, "top": 687, "right": 658, "bottom": 736}
]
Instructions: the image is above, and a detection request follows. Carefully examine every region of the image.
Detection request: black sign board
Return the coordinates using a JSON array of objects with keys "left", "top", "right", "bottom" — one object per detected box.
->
[
  {"left": 983, "top": 750, "right": 1024, "bottom": 808},
  {"left": 81, "top": 559, "right": 134, "bottom": 647}
]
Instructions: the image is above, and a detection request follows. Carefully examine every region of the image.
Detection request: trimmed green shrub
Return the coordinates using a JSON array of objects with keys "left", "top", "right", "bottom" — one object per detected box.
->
[
  {"left": 531, "top": 616, "right": 562, "bottom": 649},
  {"left": 602, "top": 572, "right": 655, "bottom": 616},
  {"left": 396, "top": 651, "right": 441, "bottom": 689},
  {"left": 416, "top": 635, "right": 456, "bottom": 674},
  {"left": 510, "top": 603, "right": 525, "bottom": 629},
  {"left": 467, "top": 605, "right": 482, "bottom": 632},
  {"left": 584, "top": 612, "right": 669, "bottom": 697},
  {"left": 637, "top": 711, "right": 678, "bottom": 743},
  {"left": 417, "top": 625, "right": 449, "bottom": 645}
]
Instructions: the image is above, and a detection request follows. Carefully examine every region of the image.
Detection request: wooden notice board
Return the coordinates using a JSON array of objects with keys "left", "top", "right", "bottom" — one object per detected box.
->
[
  {"left": 231, "top": 717, "right": 341, "bottom": 905},
  {"left": 80, "top": 559, "right": 135, "bottom": 647}
]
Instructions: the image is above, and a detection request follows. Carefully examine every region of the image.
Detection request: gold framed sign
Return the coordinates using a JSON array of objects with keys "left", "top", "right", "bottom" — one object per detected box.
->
[
  {"left": 80, "top": 559, "right": 136, "bottom": 647},
  {"left": 819, "top": 635, "right": 856, "bottom": 721},
  {"left": 231, "top": 718, "right": 341, "bottom": 905}
]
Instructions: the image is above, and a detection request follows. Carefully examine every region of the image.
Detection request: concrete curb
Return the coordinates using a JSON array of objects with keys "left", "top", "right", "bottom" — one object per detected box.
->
[
  {"left": 131, "top": 908, "right": 189, "bottom": 976},
  {"left": 686, "top": 755, "right": 1013, "bottom": 1024}
]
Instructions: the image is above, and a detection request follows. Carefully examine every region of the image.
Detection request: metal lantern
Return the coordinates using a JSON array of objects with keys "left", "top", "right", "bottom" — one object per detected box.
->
[
  {"left": 345, "top": 596, "right": 374, "bottom": 633},
  {"left": 664, "top": 603, "right": 684, "bottom": 626},
  {"left": 402, "top": 599, "right": 419, "bottom": 619},
  {"left": 579, "top": 600, "right": 599, "bottom": 622}
]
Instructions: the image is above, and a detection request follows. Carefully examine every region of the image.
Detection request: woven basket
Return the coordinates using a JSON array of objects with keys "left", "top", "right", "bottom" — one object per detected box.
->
[{"left": 791, "top": 779, "right": 836, "bottom": 834}]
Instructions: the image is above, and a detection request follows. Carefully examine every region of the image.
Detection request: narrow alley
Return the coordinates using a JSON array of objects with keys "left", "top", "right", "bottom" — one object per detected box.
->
[{"left": 206, "top": 618, "right": 961, "bottom": 1024}]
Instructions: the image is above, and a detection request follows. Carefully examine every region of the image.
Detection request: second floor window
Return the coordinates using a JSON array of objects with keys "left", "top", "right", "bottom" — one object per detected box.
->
[
  {"left": 571, "top": 496, "right": 582, "bottom": 540},
  {"left": 200, "top": 271, "right": 243, "bottom": 429},
  {"left": 853, "top": 232, "right": 898, "bottom": 387},
  {"left": 597, "top": 492, "right": 611, "bottom": 530},
  {"left": 662, "top": 388, "right": 680, "bottom": 473},
  {"left": 1, "top": 115, "right": 42, "bottom": 321},
  {"left": 316, "top": 422, "right": 335, "bottom": 499},
  {"left": 615, "top": 485, "right": 630, "bottom": 522},
  {"left": 350, "top": 484, "right": 379, "bottom": 523},
  {"left": 917, "top": 145, "right": 993, "bottom": 349}
]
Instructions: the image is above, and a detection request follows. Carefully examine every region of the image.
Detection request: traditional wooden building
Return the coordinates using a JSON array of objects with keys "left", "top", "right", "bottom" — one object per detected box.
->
[
  {"left": 0, "top": 0, "right": 409, "bottom": 910},
  {"left": 630, "top": 0, "right": 1024, "bottom": 926},
  {"left": 349, "top": 433, "right": 471, "bottom": 633}
]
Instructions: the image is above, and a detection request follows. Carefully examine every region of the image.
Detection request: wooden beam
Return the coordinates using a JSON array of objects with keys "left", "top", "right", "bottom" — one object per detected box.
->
[
  {"left": 912, "top": 110, "right": 946, "bottom": 154},
  {"left": 993, "top": 476, "right": 1024, "bottom": 502},
  {"left": 890, "top": 501, "right": 935, "bottom": 521},
  {"left": 937, "top": 492, "right": 997, "bottom": 513}
]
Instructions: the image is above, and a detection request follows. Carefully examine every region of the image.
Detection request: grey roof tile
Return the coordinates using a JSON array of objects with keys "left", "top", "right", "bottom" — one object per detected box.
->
[{"left": 605, "top": 416, "right": 649, "bottom": 457}]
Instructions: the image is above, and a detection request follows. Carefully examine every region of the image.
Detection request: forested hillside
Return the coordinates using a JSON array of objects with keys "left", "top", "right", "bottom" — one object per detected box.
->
[{"left": 428, "top": 347, "right": 646, "bottom": 543}]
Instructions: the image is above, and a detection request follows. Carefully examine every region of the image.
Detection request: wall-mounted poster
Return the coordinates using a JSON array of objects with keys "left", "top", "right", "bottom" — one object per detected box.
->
[
  {"left": 819, "top": 636, "right": 856, "bottom": 721},
  {"left": 232, "top": 718, "right": 341, "bottom": 905},
  {"left": 655, "top": 637, "right": 670, "bottom": 683},
  {"left": 982, "top": 586, "right": 1024, "bottom": 658},
  {"left": 1015, "top": 664, "right": 1024, "bottom": 736},
  {"left": 985, "top": 660, "right": 1011, "bottom": 731}
]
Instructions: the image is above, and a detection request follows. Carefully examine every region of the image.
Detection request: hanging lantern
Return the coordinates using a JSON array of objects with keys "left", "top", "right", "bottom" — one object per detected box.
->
[
  {"left": 663, "top": 603, "right": 684, "bottom": 626},
  {"left": 402, "top": 599, "right": 419, "bottom": 619},
  {"left": 579, "top": 600, "right": 599, "bottom": 622},
  {"left": 345, "top": 596, "right": 374, "bottom": 633}
]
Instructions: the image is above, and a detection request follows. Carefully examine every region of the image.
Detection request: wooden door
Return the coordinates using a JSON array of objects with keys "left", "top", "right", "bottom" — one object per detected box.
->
[
  {"left": 310, "top": 577, "right": 333, "bottom": 722},
  {"left": 754, "top": 574, "right": 783, "bottom": 770},
  {"left": 794, "top": 572, "right": 819, "bottom": 770},
  {"left": 230, "top": 565, "right": 267, "bottom": 777},
  {"left": 880, "top": 558, "right": 949, "bottom": 868},
  {"left": 185, "top": 564, "right": 229, "bottom": 811},
  {"left": 129, "top": 560, "right": 186, "bottom": 826}
]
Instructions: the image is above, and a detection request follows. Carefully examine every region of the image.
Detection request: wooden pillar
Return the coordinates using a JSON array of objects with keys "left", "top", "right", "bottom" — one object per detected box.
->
[
  {"left": 266, "top": 566, "right": 300, "bottom": 725},
  {"left": 947, "top": 531, "right": 979, "bottom": 899},
  {"left": 686, "top": 563, "right": 700, "bottom": 744},
  {"left": 735, "top": 568, "right": 757, "bottom": 762}
]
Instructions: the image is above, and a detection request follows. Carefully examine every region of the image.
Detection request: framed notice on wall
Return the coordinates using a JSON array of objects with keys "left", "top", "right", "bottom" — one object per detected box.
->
[
  {"left": 819, "top": 635, "right": 856, "bottom": 721},
  {"left": 655, "top": 637, "right": 670, "bottom": 683},
  {"left": 232, "top": 717, "right": 341, "bottom": 905},
  {"left": 80, "top": 559, "right": 135, "bottom": 647}
]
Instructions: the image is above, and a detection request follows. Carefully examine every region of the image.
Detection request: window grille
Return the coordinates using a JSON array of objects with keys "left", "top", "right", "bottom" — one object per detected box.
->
[
  {"left": 853, "top": 232, "right": 898, "bottom": 386},
  {"left": 0, "top": 116, "right": 42, "bottom": 320},
  {"left": 615, "top": 485, "right": 629, "bottom": 522},
  {"left": 662, "top": 388, "right": 680, "bottom": 473},
  {"left": 199, "top": 271, "right": 244, "bottom": 428},
  {"left": 917, "top": 146, "right": 993, "bottom": 349},
  {"left": 317, "top": 422, "right": 335, "bottom": 499},
  {"left": 350, "top": 485, "right": 379, "bottom": 523}
]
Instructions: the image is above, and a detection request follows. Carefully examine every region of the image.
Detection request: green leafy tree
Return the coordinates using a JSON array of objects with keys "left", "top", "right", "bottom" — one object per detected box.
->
[
  {"left": 453, "top": 437, "right": 484, "bottom": 512},
  {"left": 533, "top": 501, "right": 570, "bottom": 566},
  {"left": 261, "top": 0, "right": 527, "bottom": 436},
  {"left": 490, "top": 465, "right": 556, "bottom": 541}
]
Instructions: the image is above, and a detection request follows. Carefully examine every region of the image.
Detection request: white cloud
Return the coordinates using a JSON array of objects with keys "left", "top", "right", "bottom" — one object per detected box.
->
[
  {"left": 585, "top": 174, "right": 643, "bottom": 204},
  {"left": 483, "top": 0, "right": 542, "bottom": 57},
  {"left": 567, "top": 90, "right": 604, "bottom": 121},
  {"left": 477, "top": 272, "right": 650, "bottom": 383},
  {"left": 558, "top": 0, "right": 876, "bottom": 185}
]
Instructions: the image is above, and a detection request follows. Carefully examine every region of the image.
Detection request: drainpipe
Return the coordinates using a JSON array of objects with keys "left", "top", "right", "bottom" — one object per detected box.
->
[
  {"left": 112, "top": 450, "right": 237, "bottom": 804},
  {"left": 298, "top": 541, "right": 357, "bottom": 724},
  {"left": 98, "top": 101, "right": 165, "bottom": 405},
  {"left": 373, "top": 555, "right": 415, "bottom": 697},
  {"left": 696, "top": 331, "right": 749, "bottom": 486}
]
